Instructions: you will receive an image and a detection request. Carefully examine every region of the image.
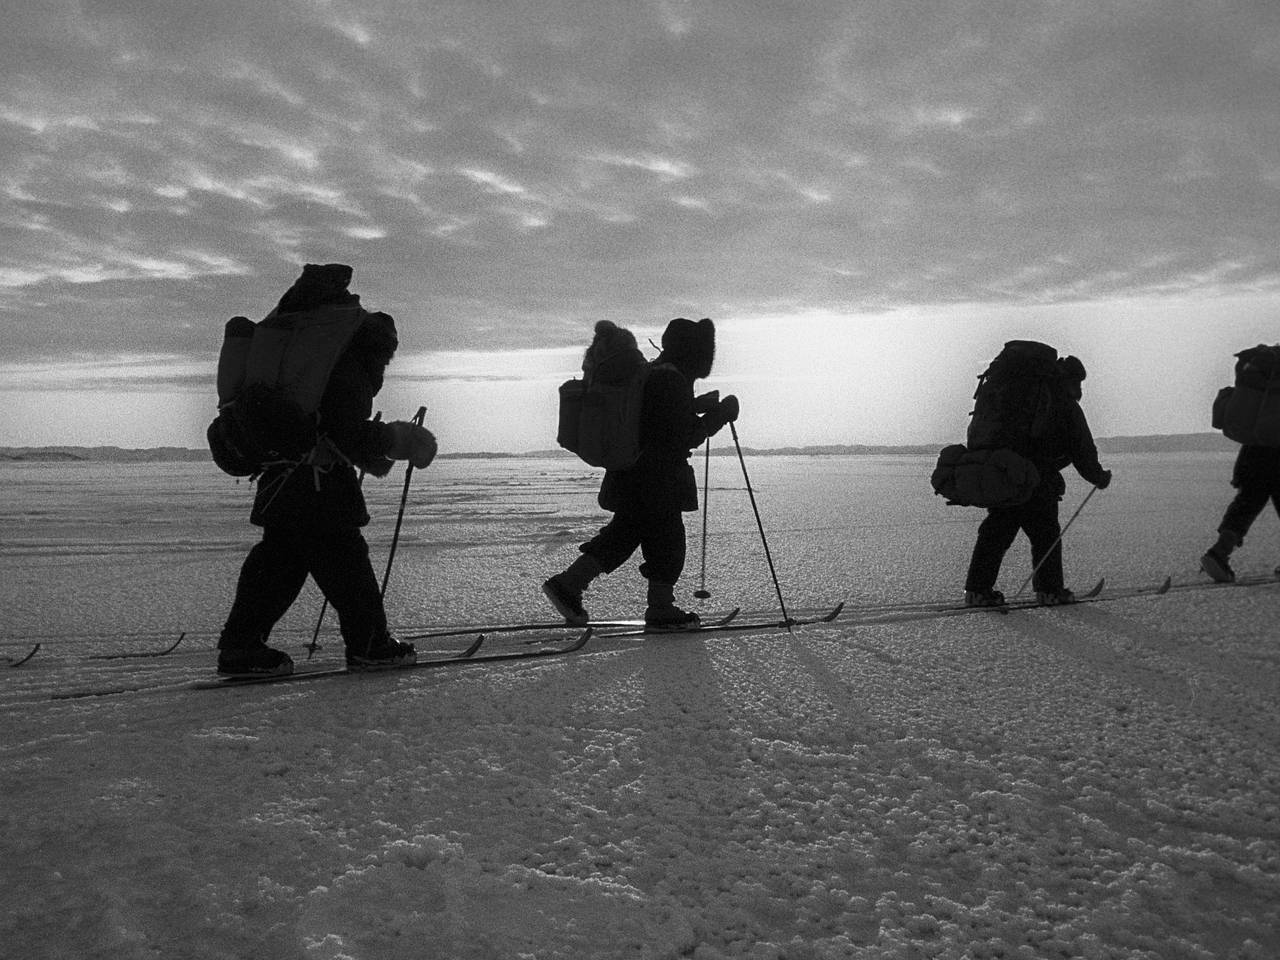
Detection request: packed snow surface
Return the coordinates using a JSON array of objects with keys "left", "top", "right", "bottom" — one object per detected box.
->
[{"left": 1, "top": 454, "right": 1277, "bottom": 959}]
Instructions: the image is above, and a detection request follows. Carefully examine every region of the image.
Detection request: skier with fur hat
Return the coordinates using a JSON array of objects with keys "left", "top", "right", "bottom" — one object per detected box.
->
[
  {"left": 215, "top": 263, "right": 437, "bottom": 677},
  {"left": 543, "top": 317, "right": 739, "bottom": 629}
]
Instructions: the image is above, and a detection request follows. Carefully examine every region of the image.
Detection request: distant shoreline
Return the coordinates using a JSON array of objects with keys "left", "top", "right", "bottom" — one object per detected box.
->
[{"left": 0, "top": 433, "right": 1237, "bottom": 462}]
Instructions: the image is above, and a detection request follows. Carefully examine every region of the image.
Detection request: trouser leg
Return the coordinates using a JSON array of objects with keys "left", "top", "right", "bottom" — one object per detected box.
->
[
  {"left": 219, "top": 526, "right": 309, "bottom": 649},
  {"left": 557, "top": 552, "right": 606, "bottom": 593},
  {"left": 303, "top": 526, "right": 389, "bottom": 655},
  {"left": 1023, "top": 501, "right": 1064, "bottom": 593},
  {"left": 637, "top": 510, "right": 686, "bottom": 587},
  {"left": 581, "top": 510, "right": 645, "bottom": 574},
  {"left": 1219, "top": 484, "right": 1271, "bottom": 548},
  {"left": 965, "top": 508, "right": 1020, "bottom": 593}
]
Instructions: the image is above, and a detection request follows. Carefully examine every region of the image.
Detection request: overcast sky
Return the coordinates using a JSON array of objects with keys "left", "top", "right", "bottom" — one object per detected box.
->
[{"left": 2, "top": 1, "right": 1278, "bottom": 451}]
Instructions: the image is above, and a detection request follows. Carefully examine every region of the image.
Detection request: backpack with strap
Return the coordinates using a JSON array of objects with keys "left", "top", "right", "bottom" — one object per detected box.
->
[
  {"left": 966, "top": 340, "right": 1064, "bottom": 453},
  {"left": 207, "top": 305, "right": 365, "bottom": 477},
  {"left": 556, "top": 320, "right": 650, "bottom": 470},
  {"left": 1212, "top": 344, "right": 1280, "bottom": 446}
]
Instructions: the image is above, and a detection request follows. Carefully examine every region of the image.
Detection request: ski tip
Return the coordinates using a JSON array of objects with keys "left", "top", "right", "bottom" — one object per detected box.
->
[
  {"left": 821, "top": 601, "right": 845, "bottom": 622},
  {"left": 565, "top": 627, "right": 593, "bottom": 651},
  {"left": 8, "top": 643, "right": 41, "bottom": 667},
  {"left": 1156, "top": 576, "right": 1173, "bottom": 595},
  {"left": 1083, "top": 578, "right": 1105, "bottom": 599},
  {"left": 715, "top": 607, "right": 742, "bottom": 626}
]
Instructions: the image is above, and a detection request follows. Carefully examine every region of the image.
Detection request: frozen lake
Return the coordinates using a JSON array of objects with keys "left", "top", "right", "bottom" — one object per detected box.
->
[
  {"left": 2, "top": 452, "right": 1278, "bottom": 960},
  {"left": 0, "top": 451, "right": 1258, "bottom": 649}
]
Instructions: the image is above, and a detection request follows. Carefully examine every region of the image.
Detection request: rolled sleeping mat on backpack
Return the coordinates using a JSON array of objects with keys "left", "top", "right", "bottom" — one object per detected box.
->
[{"left": 931, "top": 444, "right": 1040, "bottom": 508}]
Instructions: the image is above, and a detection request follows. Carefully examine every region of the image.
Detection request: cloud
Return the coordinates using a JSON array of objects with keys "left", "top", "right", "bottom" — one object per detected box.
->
[
  {"left": 0, "top": 353, "right": 211, "bottom": 391},
  {"left": 0, "top": 0, "right": 1278, "bottom": 372}
]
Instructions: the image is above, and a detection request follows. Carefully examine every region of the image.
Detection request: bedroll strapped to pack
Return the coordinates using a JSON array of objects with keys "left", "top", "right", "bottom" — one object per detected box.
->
[
  {"left": 207, "top": 305, "right": 365, "bottom": 477},
  {"left": 966, "top": 340, "right": 1062, "bottom": 453},
  {"left": 1212, "top": 344, "right": 1280, "bottom": 447},
  {"left": 931, "top": 443, "right": 1040, "bottom": 508},
  {"left": 557, "top": 320, "right": 649, "bottom": 470}
]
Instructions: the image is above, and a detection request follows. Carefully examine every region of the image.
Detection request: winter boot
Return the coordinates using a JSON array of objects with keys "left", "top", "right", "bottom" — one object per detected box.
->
[
  {"left": 217, "top": 642, "right": 294, "bottom": 677},
  {"left": 644, "top": 581, "right": 700, "bottom": 631},
  {"left": 1200, "top": 531, "right": 1237, "bottom": 583},
  {"left": 1035, "top": 588, "right": 1076, "bottom": 606},
  {"left": 346, "top": 632, "right": 416, "bottom": 670},
  {"left": 542, "top": 553, "right": 604, "bottom": 626},
  {"left": 964, "top": 589, "right": 1006, "bottom": 608},
  {"left": 1200, "top": 550, "right": 1235, "bottom": 583}
]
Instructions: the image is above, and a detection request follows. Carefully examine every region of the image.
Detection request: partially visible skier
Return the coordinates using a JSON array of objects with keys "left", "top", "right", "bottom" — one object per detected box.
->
[
  {"left": 1201, "top": 344, "right": 1280, "bottom": 582},
  {"left": 964, "top": 352, "right": 1113, "bottom": 607},
  {"left": 1200, "top": 446, "right": 1280, "bottom": 582},
  {"left": 212, "top": 263, "right": 437, "bottom": 677},
  {"left": 542, "top": 317, "right": 739, "bottom": 629}
]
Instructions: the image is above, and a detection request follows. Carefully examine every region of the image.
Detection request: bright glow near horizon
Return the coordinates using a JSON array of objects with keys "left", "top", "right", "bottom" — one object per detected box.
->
[{"left": 1, "top": 293, "right": 1274, "bottom": 451}]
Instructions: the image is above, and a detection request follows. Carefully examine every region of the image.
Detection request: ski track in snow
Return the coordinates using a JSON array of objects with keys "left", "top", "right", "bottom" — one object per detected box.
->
[{"left": 2, "top": 456, "right": 1279, "bottom": 959}]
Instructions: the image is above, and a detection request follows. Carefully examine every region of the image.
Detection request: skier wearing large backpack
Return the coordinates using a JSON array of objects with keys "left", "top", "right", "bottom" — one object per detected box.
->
[
  {"left": 213, "top": 263, "right": 437, "bottom": 677},
  {"left": 1201, "top": 344, "right": 1280, "bottom": 582},
  {"left": 543, "top": 317, "right": 739, "bottom": 628},
  {"left": 963, "top": 348, "right": 1112, "bottom": 607}
]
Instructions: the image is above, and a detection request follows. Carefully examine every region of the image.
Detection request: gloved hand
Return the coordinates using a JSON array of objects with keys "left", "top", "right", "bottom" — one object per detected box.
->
[
  {"left": 1095, "top": 469, "right": 1112, "bottom": 490},
  {"left": 701, "top": 394, "right": 740, "bottom": 436},
  {"left": 385, "top": 421, "right": 438, "bottom": 469},
  {"left": 693, "top": 390, "right": 720, "bottom": 414}
]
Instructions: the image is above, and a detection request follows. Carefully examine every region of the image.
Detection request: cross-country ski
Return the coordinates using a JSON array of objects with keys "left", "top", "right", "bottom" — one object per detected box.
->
[{"left": 190, "top": 630, "right": 591, "bottom": 690}]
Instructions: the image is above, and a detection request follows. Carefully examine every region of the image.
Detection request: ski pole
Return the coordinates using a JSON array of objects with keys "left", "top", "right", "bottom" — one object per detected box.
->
[
  {"left": 729, "top": 420, "right": 792, "bottom": 631},
  {"left": 1013, "top": 483, "right": 1100, "bottom": 599},
  {"left": 308, "top": 412, "right": 381, "bottom": 658},
  {"left": 381, "top": 405, "right": 427, "bottom": 598},
  {"left": 694, "top": 438, "right": 711, "bottom": 599}
]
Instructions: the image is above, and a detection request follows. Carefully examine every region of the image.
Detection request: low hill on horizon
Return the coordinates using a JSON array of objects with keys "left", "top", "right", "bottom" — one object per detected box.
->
[{"left": 0, "top": 432, "right": 1238, "bottom": 462}]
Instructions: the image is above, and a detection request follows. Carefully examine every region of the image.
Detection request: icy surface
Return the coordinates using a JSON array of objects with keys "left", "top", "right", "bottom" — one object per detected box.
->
[{"left": 2, "top": 454, "right": 1278, "bottom": 959}]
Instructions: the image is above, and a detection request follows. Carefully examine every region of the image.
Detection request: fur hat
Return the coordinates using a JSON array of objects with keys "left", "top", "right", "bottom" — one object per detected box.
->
[
  {"left": 276, "top": 263, "right": 358, "bottom": 313},
  {"left": 1058, "top": 355, "right": 1086, "bottom": 382},
  {"left": 660, "top": 317, "right": 715, "bottom": 378}
]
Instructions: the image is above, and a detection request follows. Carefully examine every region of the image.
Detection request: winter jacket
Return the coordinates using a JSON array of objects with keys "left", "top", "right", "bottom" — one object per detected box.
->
[
  {"left": 250, "top": 309, "right": 398, "bottom": 529},
  {"left": 598, "top": 361, "right": 719, "bottom": 514},
  {"left": 1031, "top": 398, "right": 1108, "bottom": 496}
]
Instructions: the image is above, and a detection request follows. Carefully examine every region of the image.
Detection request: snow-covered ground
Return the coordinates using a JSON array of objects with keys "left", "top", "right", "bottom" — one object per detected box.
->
[{"left": 2, "top": 453, "right": 1278, "bottom": 960}]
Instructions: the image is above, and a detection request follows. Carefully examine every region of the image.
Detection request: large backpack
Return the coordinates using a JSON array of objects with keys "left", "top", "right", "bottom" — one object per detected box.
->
[
  {"left": 207, "top": 305, "right": 365, "bottom": 477},
  {"left": 930, "top": 444, "right": 1041, "bottom": 508},
  {"left": 556, "top": 320, "right": 649, "bottom": 470},
  {"left": 1212, "top": 344, "right": 1280, "bottom": 447},
  {"left": 967, "top": 340, "right": 1063, "bottom": 453}
]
